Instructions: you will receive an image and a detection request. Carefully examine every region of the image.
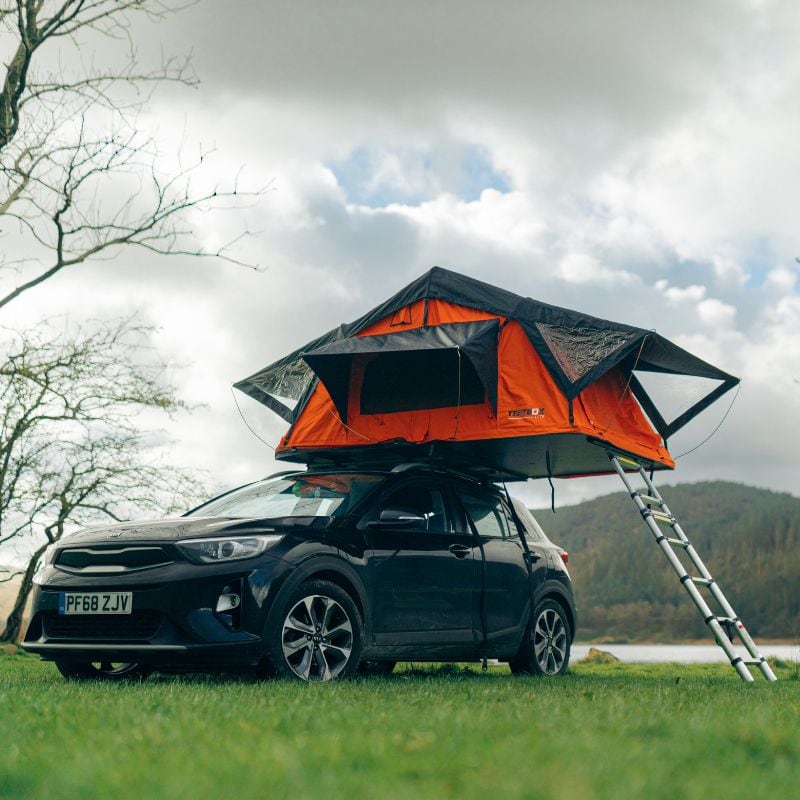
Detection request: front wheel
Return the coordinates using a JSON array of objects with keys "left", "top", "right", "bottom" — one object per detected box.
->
[
  {"left": 55, "top": 661, "right": 152, "bottom": 681},
  {"left": 265, "top": 579, "right": 363, "bottom": 682},
  {"left": 509, "top": 599, "right": 571, "bottom": 676}
]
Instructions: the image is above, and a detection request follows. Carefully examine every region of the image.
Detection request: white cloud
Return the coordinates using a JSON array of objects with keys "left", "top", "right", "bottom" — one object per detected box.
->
[
  {"left": 764, "top": 265, "right": 797, "bottom": 292},
  {"left": 697, "top": 298, "right": 737, "bottom": 327},
  {"left": 558, "top": 253, "right": 638, "bottom": 287},
  {"left": 657, "top": 282, "right": 707, "bottom": 304}
]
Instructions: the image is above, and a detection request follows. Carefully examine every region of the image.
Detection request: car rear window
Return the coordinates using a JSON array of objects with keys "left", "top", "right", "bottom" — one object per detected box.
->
[{"left": 512, "top": 500, "right": 548, "bottom": 542}]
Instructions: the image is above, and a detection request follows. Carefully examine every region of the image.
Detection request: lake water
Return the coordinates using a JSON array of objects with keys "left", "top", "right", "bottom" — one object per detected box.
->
[{"left": 572, "top": 643, "right": 800, "bottom": 663}]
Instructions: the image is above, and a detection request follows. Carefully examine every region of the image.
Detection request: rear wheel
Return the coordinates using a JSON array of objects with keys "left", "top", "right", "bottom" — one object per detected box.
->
[
  {"left": 265, "top": 579, "right": 363, "bottom": 682},
  {"left": 509, "top": 599, "right": 571, "bottom": 676},
  {"left": 54, "top": 661, "right": 152, "bottom": 681}
]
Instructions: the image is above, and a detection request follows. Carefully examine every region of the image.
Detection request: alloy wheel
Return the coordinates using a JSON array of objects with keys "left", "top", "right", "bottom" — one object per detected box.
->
[
  {"left": 533, "top": 607, "right": 568, "bottom": 675},
  {"left": 281, "top": 594, "right": 354, "bottom": 681}
]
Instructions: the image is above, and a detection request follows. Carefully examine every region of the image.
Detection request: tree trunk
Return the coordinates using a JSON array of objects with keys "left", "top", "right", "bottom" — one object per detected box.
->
[{"left": 1, "top": 542, "right": 48, "bottom": 643}]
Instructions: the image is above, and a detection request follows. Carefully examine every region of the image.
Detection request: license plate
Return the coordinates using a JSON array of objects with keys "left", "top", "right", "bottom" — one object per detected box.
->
[{"left": 58, "top": 592, "right": 133, "bottom": 615}]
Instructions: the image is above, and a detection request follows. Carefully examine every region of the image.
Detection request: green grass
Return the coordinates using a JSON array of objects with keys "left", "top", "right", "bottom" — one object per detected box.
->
[{"left": 0, "top": 653, "right": 798, "bottom": 800}]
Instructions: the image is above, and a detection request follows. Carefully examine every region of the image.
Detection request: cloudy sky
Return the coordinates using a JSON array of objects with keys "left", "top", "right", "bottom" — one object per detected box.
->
[{"left": 3, "top": 0, "right": 800, "bottom": 517}]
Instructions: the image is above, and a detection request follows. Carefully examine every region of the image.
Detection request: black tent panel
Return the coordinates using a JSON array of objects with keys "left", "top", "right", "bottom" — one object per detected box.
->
[
  {"left": 636, "top": 334, "right": 735, "bottom": 381},
  {"left": 301, "top": 319, "right": 499, "bottom": 421},
  {"left": 628, "top": 373, "right": 670, "bottom": 438},
  {"left": 426, "top": 267, "right": 523, "bottom": 319},
  {"left": 298, "top": 353, "right": 352, "bottom": 421}
]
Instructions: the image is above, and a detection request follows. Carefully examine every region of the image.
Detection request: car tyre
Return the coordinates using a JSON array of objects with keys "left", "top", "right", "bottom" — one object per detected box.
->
[
  {"left": 509, "top": 599, "right": 571, "bottom": 676},
  {"left": 54, "top": 661, "right": 152, "bottom": 681},
  {"left": 265, "top": 579, "right": 362, "bottom": 682}
]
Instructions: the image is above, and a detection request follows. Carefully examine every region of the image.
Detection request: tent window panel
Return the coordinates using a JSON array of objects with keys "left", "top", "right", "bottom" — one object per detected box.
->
[
  {"left": 360, "top": 349, "right": 485, "bottom": 414},
  {"left": 250, "top": 359, "right": 314, "bottom": 407},
  {"left": 536, "top": 322, "right": 634, "bottom": 383}
]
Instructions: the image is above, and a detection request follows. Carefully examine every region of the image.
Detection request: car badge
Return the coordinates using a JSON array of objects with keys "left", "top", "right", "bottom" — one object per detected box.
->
[{"left": 107, "top": 530, "right": 124, "bottom": 538}]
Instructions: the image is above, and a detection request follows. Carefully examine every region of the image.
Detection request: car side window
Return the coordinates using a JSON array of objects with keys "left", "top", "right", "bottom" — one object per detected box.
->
[
  {"left": 512, "top": 501, "right": 547, "bottom": 542},
  {"left": 379, "top": 484, "right": 450, "bottom": 533},
  {"left": 459, "top": 492, "right": 512, "bottom": 539}
]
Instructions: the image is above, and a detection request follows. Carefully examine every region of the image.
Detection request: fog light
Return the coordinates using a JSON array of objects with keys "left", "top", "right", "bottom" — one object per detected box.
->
[{"left": 216, "top": 593, "right": 241, "bottom": 613}]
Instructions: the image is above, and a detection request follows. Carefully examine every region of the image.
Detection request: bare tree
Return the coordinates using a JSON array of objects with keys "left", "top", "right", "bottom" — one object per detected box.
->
[
  {"left": 0, "top": 3, "right": 259, "bottom": 642},
  {"left": 0, "top": 316, "right": 207, "bottom": 642},
  {"left": 0, "top": 0, "right": 258, "bottom": 312}
]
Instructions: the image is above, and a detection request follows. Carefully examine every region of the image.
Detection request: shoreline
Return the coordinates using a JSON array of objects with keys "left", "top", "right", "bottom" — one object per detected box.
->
[{"left": 575, "top": 638, "right": 799, "bottom": 646}]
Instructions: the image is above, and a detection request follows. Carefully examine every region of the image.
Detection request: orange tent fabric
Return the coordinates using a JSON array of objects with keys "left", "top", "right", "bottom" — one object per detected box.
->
[{"left": 277, "top": 299, "right": 673, "bottom": 472}]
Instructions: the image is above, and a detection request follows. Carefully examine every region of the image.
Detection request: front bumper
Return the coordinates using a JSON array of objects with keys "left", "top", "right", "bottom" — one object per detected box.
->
[{"left": 22, "top": 556, "right": 293, "bottom": 667}]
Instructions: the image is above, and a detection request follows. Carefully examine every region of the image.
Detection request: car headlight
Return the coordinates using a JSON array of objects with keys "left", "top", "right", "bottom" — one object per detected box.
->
[
  {"left": 42, "top": 544, "right": 58, "bottom": 567},
  {"left": 176, "top": 534, "right": 283, "bottom": 564},
  {"left": 32, "top": 544, "right": 59, "bottom": 584}
]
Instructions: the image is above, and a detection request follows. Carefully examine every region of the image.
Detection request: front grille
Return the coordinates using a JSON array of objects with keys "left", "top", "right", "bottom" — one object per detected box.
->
[
  {"left": 44, "top": 611, "right": 162, "bottom": 641},
  {"left": 56, "top": 546, "right": 173, "bottom": 573}
]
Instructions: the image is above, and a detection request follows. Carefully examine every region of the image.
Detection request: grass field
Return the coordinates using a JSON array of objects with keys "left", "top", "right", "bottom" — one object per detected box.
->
[{"left": 0, "top": 653, "right": 797, "bottom": 800}]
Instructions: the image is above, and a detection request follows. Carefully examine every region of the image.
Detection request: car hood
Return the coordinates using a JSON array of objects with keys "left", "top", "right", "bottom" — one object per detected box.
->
[{"left": 60, "top": 516, "right": 328, "bottom": 545}]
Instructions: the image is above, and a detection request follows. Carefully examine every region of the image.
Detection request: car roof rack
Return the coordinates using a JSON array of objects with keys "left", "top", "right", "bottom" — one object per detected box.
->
[
  {"left": 388, "top": 461, "right": 491, "bottom": 486},
  {"left": 389, "top": 462, "right": 433, "bottom": 474},
  {"left": 261, "top": 469, "right": 304, "bottom": 480}
]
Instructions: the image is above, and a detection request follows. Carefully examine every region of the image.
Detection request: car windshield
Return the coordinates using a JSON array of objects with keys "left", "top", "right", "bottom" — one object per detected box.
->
[{"left": 187, "top": 473, "right": 384, "bottom": 519}]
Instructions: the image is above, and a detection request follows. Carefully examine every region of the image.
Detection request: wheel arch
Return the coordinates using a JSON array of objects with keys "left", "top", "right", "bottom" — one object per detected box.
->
[
  {"left": 264, "top": 555, "right": 371, "bottom": 641},
  {"left": 535, "top": 584, "right": 576, "bottom": 643},
  {"left": 305, "top": 568, "right": 366, "bottom": 626}
]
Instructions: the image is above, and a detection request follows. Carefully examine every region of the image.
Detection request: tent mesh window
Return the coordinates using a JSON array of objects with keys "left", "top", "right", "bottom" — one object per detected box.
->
[
  {"left": 535, "top": 323, "right": 633, "bottom": 383},
  {"left": 251, "top": 359, "right": 314, "bottom": 407},
  {"left": 360, "top": 349, "right": 485, "bottom": 414}
]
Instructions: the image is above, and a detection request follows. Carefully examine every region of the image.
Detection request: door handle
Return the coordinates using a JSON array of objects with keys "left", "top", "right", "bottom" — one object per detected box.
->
[
  {"left": 448, "top": 544, "right": 471, "bottom": 559},
  {"left": 524, "top": 551, "right": 542, "bottom": 562}
]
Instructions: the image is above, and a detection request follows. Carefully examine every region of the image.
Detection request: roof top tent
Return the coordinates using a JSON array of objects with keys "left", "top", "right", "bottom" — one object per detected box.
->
[{"left": 234, "top": 267, "right": 738, "bottom": 482}]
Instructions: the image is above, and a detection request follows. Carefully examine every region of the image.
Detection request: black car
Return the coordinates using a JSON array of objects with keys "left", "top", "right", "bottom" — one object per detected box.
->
[{"left": 23, "top": 464, "right": 575, "bottom": 681}]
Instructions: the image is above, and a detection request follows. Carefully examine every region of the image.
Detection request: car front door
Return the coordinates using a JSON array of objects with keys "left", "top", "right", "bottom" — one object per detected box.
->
[
  {"left": 366, "top": 479, "right": 480, "bottom": 646},
  {"left": 455, "top": 487, "right": 535, "bottom": 651}
]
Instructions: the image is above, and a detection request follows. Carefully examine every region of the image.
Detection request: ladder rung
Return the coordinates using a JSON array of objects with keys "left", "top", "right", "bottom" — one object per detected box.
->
[
  {"left": 742, "top": 659, "right": 766, "bottom": 665},
  {"left": 665, "top": 537, "right": 689, "bottom": 548},
  {"left": 649, "top": 510, "right": 675, "bottom": 525},
  {"left": 690, "top": 577, "right": 713, "bottom": 586},
  {"left": 637, "top": 492, "right": 664, "bottom": 506},
  {"left": 713, "top": 616, "right": 737, "bottom": 624},
  {"left": 615, "top": 455, "right": 642, "bottom": 469}
]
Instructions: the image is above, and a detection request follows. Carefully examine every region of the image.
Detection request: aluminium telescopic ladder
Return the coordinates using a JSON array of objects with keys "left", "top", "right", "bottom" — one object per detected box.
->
[{"left": 609, "top": 453, "right": 777, "bottom": 683}]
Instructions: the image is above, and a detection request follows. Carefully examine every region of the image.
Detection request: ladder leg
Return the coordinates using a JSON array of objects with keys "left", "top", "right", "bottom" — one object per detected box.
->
[
  {"left": 609, "top": 454, "right": 776, "bottom": 682},
  {"left": 633, "top": 467, "right": 777, "bottom": 681}
]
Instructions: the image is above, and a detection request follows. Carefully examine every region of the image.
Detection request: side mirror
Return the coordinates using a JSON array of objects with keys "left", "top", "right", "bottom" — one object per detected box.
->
[{"left": 368, "top": 507, "right": 427, "bottom": 529}]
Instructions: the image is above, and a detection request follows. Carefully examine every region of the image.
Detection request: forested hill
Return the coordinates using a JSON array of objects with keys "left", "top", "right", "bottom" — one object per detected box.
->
[{"left": 532, "top": 482, "right": 800, "bottom": 642}]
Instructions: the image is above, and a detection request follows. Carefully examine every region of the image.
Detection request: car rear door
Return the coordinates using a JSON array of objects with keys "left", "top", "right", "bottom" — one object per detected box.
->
[
  {"left": 454, "top": 486, "right": 537, "bottom": 651},
  {"left": 365, "top": 478, "right": 480, "bottom": 646}
]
